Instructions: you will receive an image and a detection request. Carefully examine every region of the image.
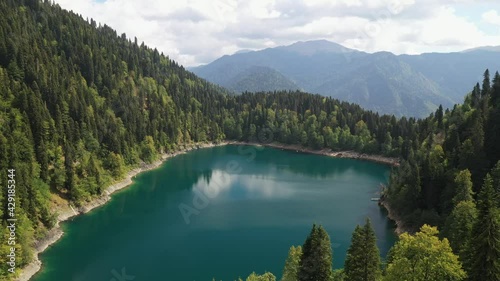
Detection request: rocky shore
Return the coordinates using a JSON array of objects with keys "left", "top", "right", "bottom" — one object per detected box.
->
[{"left": 378, "top": 197, "right": 411, "bottom": 235}]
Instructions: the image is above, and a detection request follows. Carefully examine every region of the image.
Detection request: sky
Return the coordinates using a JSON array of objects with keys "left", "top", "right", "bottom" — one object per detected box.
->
[{"left": 53, "top": 0, "right": 500, "bottom": 67}]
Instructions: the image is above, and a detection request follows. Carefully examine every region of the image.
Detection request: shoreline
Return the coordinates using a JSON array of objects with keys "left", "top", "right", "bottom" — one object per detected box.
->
[
  {"left": 17, "top": 141, "right": 228, "bottom": 281},
  {"left": 378, "top": 197, "right": 411, "bottom": 235},
  {"left": 233, "top": 141, "right": 400, "bottom": 167},
  {"left": 17, "top": 141, "right": 400, "bottom": 281},
  {"left": 236, "top": 141, "right": 404, "bottom": 234}
]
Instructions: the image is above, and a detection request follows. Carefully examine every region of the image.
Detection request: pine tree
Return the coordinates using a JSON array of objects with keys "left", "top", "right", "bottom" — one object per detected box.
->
[
  {"left": 281, "top": 245, "right": 302, "bottom": 281},
  {"left": 344, "top": 219, "right": 381, "bottom": 281},
  {"left": 485, "top": 73, "right": 500, "bottom": 163},
  {"left": 436, "top": 105, "right": 444, "bottom": 129},
  {"left": 482, "top": 69, "right": 491, "bottom": 98},
  {"left": 298, "top": 224, "right": 333, "bottom": 281},
  {"left": 490, "top": 161, "right": 500, "bottom": 205},
  {"left": 464, "top": 174, "right": 500, "bottom": 281},
  {"left": 443, "top": 201, "right": 477, "bottom": 258},
  {"left": 452, "top": 170, "right": 474, "bottom": 205}
]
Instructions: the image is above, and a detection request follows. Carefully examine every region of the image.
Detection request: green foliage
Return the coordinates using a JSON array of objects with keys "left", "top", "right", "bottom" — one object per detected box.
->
[
  {"left": 103, "top": 152, "right": 126, "bottom": 179},
  {"left": 452, "top": 170, "right": 475, "bottom": 205},
  {"left": 332, "top": 269, "right": 346, "bottom": 281},
  {"left": 443, "top": 201, "right": 477, "bottom": 259},
  {"left": 384, "top": 225, "right": 466, "bottom": 281},
  {"left": 344, "top": 219, "right": 381, "bottom": 281},
  {"left": 245, "top": 272, "right": 277, "bottom": 281},
  {"left": 298, "top": 224, "right": 333, "bottom": 281},
  {"left": 140, "top": 136, "right": 158, "bottom": 164},
  {"left": 234, "top": 272, "right": 277, "bottom": 281},
  {"left": 281, "top": 245, "right": 302, "bottom": 281},
  {"left": 491, "top": 161, "right": 500, "bottom": 206},
  {"left": 464, "top": 174, "right": 500, "bottom": 281}
]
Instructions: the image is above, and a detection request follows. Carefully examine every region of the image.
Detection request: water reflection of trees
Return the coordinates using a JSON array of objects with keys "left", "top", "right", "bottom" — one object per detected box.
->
[
  {"left": 231, "top": 146, "right": 389, "bottom": 179},
  {"left": 186, "top": 146, "right": 390, "bottom": 193},
  {"left": 137, "top": 146, "right": 390, "bottom": 199}
]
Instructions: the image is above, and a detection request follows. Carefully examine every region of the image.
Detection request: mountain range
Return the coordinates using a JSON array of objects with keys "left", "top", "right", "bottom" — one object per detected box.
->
[{"left": 191, "top": 40, "right": 500, "bottom": 117}]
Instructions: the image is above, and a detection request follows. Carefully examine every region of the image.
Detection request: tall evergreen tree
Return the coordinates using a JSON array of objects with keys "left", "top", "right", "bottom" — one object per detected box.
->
[
  {"left": 452, "top": 170, "right": 474, "bottom": 205},
  {"left": 298, "top": 224, "right": 333, "bottom": 281},
  {"left": 491, "top": 161, "right": 500, "bottom": 207},
  {"left": 436, "top": 105, "right": 444, "bottom": 129},
  {"left": 485, "top": 73, "right": 500, "bottom": 163},
  {"left": 442, "top": 168, "right": 477, "bottom": 257},
  {"left": 344, "top": 218, "right": 381, "bottom": 281},
  {"left": 464, "top": 174, "right": 500, "bottom": 281},
  {"left": 482, "top": 69, "right": 491, "bottom": 98},
  {"left": 443, "top": 201, "right": 477, "bottom": 258},
  {"left": 281, "top": 246, "right": 302, "bottom": 281}
]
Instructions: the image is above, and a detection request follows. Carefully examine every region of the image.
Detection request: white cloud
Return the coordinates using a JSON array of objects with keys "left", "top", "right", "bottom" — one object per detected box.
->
[
  {"left": 53, "top": 0, "right": 500, "bottom": 66},
  {"left": 417, "top": 7, "right": 489, "bottom": 48},
  {"left": 482, "top": 10, "right": 500, "bottom": 26},
  {"left": 191, "top": 169, "right": 295, "bottom": 200}
]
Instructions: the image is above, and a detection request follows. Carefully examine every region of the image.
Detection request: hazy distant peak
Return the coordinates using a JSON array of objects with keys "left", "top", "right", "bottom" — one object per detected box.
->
[
  {"left": 234, "top": 49, "right": 253, "bottom": 55},
  {"left": 277, "top": 40, "right": 357, "bottom": 55},
  {"left": 462, "top": 45, "right": 500, "bottom": 52}
]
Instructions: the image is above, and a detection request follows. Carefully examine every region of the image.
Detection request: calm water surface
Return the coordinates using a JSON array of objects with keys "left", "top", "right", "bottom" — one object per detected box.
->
[{"left": 32, "top": 145, "right": 396, "bottom": 281}]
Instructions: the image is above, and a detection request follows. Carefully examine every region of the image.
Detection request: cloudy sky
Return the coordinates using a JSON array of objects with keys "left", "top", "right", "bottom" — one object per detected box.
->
[{"left": 53, "top": 0, "right": 500, "bottom": 67}]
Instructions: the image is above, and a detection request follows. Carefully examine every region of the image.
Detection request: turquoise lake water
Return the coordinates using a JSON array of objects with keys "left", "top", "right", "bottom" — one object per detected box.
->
[{"left": 32, "top": 145, "right": 396, "bottom": 281}]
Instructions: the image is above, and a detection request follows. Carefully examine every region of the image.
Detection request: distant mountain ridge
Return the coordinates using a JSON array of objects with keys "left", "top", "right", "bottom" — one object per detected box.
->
[
  {"left": 462, "top": 45, "right": 500, "bottom": 52},
  {"left": 274, "top": 39, "right": 357, "bottom": 55},
  {"left": 191, "top": 40, "right": 500, "bottom": 117}
]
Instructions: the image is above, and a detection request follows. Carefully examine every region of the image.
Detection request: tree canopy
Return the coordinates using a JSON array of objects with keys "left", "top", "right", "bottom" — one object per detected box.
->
[
  {"left": 344, "top": 219, "right": 381, "bottom": 281},
  {"left": 384, "top": 225, "right": 466, "bottom": 281},
  {"left": 298, "top": 224, "right": 333, "bottom": 281}
]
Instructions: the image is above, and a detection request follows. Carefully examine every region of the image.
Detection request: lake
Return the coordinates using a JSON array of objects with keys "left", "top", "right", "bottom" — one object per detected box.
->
[{"left": 32, "top": 145, "right": 396, "bottom": 281}]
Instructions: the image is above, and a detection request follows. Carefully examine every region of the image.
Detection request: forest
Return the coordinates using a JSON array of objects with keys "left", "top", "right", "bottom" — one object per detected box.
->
[{"left": 0, "top": 0, "right": 499, "bottom": 280}]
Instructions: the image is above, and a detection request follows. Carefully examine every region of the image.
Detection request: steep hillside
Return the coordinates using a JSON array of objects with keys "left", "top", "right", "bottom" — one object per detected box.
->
[
  {"left": 192, "top": 41, "right": 500, "bottom": 117},
  {"left": 315, "top": 52, "right": 453, "bottom": 117},
  {"left": 191, "top": 40, "right": 367, "bottom": 92},
  {"left": 228, "top": 66, "right": 301, "bottom": 93},
  {"left": 399, "top": 50, "right": 500, "bottom": 101}
]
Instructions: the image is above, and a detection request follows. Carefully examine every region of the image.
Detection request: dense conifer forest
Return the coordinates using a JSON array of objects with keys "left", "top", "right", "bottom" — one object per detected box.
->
[{"left": 0, "top": 0, "right": 499, "bottom": 280}]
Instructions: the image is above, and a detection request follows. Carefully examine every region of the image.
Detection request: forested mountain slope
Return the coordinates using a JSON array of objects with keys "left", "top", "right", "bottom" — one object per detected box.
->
[
  {"left": 192, "top": 40, "right": 500, "bottom": 117},
  {"left": 0, "top": 1, "right": 499, "bottom": 280},
  {"left": 227, "top": 66, "right": 301, "bottom": 93}
]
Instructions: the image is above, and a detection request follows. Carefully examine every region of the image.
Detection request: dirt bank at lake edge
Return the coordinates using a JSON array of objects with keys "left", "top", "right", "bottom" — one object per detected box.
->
[
  {"left": 378, "top": 197, "right": 412, "bottom": 235},
  {"left": 16, "top": 142, "right": 229, "bottom": 281},
  {"left": 231, "top": 141, "right": 400, "bottom": 167}
]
